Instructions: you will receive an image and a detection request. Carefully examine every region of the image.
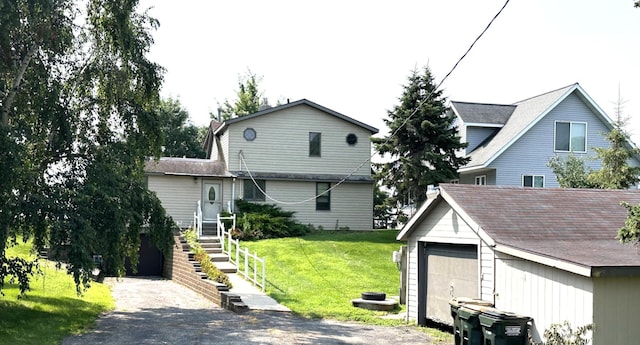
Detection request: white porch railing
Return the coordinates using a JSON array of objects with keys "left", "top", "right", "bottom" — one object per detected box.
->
[
  {"left": 218, "top": 215, "right": 266, "bottom": 292},
  {"left": 194, "top": 200, "right": 204, "bottom": 238}
]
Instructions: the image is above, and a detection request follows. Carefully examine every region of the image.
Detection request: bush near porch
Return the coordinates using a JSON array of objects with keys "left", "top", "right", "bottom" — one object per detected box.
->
[{"left": 222, "top": 199, "right": 312, "bottom": 240}]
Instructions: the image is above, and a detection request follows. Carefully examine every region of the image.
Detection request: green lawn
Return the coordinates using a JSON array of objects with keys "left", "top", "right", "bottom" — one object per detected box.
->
[
  {"left": 0, "top": 239, "right": 114, "bottom": 345},
  {"left": 242, "top": 230, "right": 453, "bottom": 342}
]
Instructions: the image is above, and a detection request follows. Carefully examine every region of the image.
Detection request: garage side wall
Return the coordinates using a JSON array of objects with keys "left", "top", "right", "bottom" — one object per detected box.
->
[
  {"left": 494, "top": 253, "right": 594, "bottom": 343},
  {"left": 406, "top": 201, "right": 489, "bottom": 324},
  {"left": 592, "top": 276, "right": 640, "bottom": 344}
]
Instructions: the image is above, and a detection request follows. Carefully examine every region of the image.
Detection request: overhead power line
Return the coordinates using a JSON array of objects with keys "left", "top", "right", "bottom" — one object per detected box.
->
[{"left": 242, "top": 0, "right": 511, "bottom": 204}]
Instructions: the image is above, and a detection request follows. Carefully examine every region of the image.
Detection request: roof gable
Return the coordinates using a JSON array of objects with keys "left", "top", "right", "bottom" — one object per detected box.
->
[
  {"left": 459, "top": 83, "right": 615, "bottom": 171},
  {"left": 214, "top": 99, "right": 379, "bottom": 135},
  {"left": 398, "top": 184, "right": 640, "bottom": 275}
]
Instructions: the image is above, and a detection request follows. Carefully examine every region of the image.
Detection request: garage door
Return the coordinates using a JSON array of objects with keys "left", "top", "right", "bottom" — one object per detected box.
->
[
  {"left": 125, "top": 234, "right": 164, "bottom": 276},
  {"left": 425, "top": 243, "right": 478, "bottom": 324}
]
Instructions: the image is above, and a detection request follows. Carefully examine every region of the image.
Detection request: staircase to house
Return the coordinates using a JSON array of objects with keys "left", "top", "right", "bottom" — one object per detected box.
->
[
  {"left": 198, "top": 237, "right": 237, "bottom": 274},
  {"left": 201, "top": 222, "right": 218, "bottom": 237}
]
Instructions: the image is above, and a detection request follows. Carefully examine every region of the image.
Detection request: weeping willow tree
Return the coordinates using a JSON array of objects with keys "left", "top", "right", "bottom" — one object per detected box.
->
[{"left": 0, "top": 0, "right": 175, "bottom": 295}]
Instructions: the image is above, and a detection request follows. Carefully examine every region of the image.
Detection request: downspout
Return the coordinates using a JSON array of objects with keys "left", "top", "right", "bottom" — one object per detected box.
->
[{"left": 231, "top": 177, "right": 236, "bottom": 213}]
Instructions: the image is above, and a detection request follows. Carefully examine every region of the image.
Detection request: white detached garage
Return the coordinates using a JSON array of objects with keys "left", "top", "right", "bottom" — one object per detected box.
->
[{"left": 397, "top": 184, "right": 640, "bottom": 344}]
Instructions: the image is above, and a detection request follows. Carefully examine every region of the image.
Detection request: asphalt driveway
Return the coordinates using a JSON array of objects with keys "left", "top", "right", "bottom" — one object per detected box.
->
[{"left": 62, "top": 277, "right": 441, "bottom": 345}]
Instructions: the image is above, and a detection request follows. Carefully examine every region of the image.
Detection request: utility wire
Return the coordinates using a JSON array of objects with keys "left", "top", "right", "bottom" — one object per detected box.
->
[{"left": 242, "top": 0, "right": 511, "bottom": 205}]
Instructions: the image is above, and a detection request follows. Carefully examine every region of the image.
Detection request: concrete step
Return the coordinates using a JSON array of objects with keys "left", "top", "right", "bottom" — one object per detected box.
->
[
  {"left": 208, "top": 253, "right": 229, "bottom": 262},
  {"left": 215, "top": 261, "right": 237, "bottom": 274}
]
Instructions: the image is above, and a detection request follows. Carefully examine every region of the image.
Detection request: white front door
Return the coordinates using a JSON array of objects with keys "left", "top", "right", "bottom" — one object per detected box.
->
[{"left": 202, "top": 182, "right": 221, "bottom": 221}]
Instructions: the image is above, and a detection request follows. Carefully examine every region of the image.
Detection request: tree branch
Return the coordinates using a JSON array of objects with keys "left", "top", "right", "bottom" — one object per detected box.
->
[{"left": 1, "top": 42, "right": 39, "bottom": 127}]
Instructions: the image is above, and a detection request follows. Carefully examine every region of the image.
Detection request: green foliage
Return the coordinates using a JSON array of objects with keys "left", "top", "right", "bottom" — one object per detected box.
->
[
  {"left": 587, "top": 127, "right": 640, "bottom": 189},
  {"left": 373, "top": 182, "right": 396, "bottom": 228},
  {"left": 157, "top": 97, "right": 207, "bottom": 158},
  {"left": 0, "top": 0, "right": 175, "bottom": 295},
  {"left": 215, "top": 69, "right": 269, "bottom": 120},
  {"left": 617, "top": 201, "right": 640, "bottom": 244},
  {"left": 542, "top": 321, "right": 593, "bottom": 345},
  {"left": 0, "top": 239, "right": 114, "bottom": 345},
  {"left": 182, "top": 228, "right": 232, "bottom": 287},
  {"left": 373, "top": 66, "right": 468, "bottom": 211},
  {"left": 547, "top": 154, "right": 595, "bottom": 188},
  {"left": 230, "top": 199, "right": 312, "bottom": 240}
]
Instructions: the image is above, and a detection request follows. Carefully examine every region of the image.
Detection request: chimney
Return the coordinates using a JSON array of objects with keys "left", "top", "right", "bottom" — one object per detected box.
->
[{"left": 217, "top": 108, "right": 222, "bottom": 122}]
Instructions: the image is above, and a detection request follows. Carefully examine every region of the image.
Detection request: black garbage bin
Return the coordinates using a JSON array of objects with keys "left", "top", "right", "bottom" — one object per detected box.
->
[
  {"left": 459, "top": 304, "right": 491, "bottom": 345},
  {"left": 478, "top": 307, "right": 530, "bottom": 345},
  {"left": 449, "top": 298, "right": 494, "bottom": 345}
]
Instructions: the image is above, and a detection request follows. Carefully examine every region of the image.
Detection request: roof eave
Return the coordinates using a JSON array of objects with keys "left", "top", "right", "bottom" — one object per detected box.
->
[{"left": 493, "top": 243, "right": 592, "bottom": 277}]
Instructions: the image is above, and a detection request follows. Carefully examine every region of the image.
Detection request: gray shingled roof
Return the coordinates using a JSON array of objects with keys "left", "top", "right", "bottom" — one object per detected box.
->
[
  {"left": 145, "top": 157, "right": 230, "bottom": 177},
  {"left": 456, "top": 83, "right": 618, "bottom": 171},
  {"left": 214, "top": 99, "right": 379, "bottom": 135},
  {"left": 450, "top": 101, "right": 515, "bottom": 125},
  {"left": 461, "top": 84, "right": 581, "bottom": 170},
  {"left": 400, "top": 184, "right": 640, "bottom": 273}
]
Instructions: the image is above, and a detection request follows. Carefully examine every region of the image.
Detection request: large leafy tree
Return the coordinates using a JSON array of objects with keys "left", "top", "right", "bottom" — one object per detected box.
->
[
  {"left": 0, "top": 0, "right": 175, "bottom": 295},
  {"left": 159, "top": 97, "right": 206, "bottom": 158},
  {"left": 373, "top": 66, "right": 469, "bottom": 210},
  {"left": 215, "top": 70, "right": 269, "bottom": 120}
]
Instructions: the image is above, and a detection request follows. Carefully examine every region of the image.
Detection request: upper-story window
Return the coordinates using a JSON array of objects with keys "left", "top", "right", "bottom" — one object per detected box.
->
[
  {"left": 309, "top": 132, "right": 321, "bottom": 157},
  {"left": 555, "top": 121, "right": 586, "bottom": 152},
  {"left": 475, "top": 175, "right": 486, "bottom": 185},
  {"left": 523, "top": 175, "right": 544, "bottom": 188}
]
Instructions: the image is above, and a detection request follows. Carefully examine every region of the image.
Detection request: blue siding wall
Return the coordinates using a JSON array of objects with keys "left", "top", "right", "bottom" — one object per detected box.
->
[
  {"left": 490, "top": 92, "right": 611, "bottom": 187},
  {"left": 459, "top": 169, "right": 496, "bottom": 185},
  {"left": 466, "top": 126, "right": 499, "bottom": 154}
]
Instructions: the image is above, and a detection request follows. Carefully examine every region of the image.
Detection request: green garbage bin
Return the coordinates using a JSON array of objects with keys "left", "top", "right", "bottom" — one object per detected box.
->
[
  {"left": 478, "top": 307, "right": 530, "bottom": 345},
  {"left": 449, "top": 298, "right": 494, "bottom": 345},
  {"left": 459, "top": 304, "right": 491, "bottom": 345}
]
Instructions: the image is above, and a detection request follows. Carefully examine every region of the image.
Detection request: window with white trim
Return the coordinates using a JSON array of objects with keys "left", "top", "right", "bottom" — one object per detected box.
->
[
  {"left": 475, "top": 175, "right": 486, "bottom": 185},
  {"left": 522, "top": 175, "right": 544, "bottom": 188},
  {"left": 555, "top": 121, "right": 586, "bottom": 152}
]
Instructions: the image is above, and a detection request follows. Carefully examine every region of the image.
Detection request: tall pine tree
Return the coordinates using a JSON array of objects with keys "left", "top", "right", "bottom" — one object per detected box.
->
[{"left": 373, "top": 66, "right": 468, "bottom": 211}]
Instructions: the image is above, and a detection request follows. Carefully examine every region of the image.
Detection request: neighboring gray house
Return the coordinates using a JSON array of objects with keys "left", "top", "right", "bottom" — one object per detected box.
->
[
  {"left": 397, "top": 183, "right": 640, "bottom": 344},
  {"left": 146, "top": 99, "right": 379, "bottom": 231},
  {"left": 451, "top": 83, "right": 636, "bottom": 187}
]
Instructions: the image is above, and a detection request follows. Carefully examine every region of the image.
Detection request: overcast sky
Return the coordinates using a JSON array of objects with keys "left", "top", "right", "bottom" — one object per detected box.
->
[{"left": 138, "top": 0, "right": 640, "bottom": 141}]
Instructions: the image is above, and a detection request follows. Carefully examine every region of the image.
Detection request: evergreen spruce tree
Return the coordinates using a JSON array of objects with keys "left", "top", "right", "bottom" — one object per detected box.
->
[{"left": 373, "top": 66, "right": 468, "bottom": 211}]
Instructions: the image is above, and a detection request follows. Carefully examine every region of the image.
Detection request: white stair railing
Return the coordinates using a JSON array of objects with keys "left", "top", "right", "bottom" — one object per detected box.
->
[
  {"left": 194, "top": 200, "right": 203, "bottom": 238},
  {"left": 218, "top": 215, "right": 266, "bottom": 292}
]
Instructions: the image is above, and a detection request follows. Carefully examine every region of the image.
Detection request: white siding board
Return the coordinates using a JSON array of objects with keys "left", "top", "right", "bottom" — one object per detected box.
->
[
  {"left": 480, "top": 242, "right": 494, "bottom": 302},
  {"left": 226, "top": 105, "right": 373, "bottom": 176},
  {"left": 239, "top": 180, "right": 373, "bottom": 230},
  {"left": 494, "top": 253, "right": 593, "bottom": 343},
  {"left": 148, "top": 175, "right": 202, "bottom": 227}
]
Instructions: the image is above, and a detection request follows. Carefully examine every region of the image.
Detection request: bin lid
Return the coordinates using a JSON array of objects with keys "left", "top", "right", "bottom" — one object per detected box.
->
[
  {"left": 481, "top": 307, "right": 528, "bottom": 320},
  {"left": 448, "top": 297, "right": 494, "bottom": 308},
  {"left": 458, "top": 304, "right": 490, "bottom": 319}
]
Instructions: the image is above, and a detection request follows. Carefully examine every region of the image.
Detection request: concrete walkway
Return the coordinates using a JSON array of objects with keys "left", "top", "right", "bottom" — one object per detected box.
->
[{"left": 227, "top": 273, "right": 291, "bottom": 312}]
